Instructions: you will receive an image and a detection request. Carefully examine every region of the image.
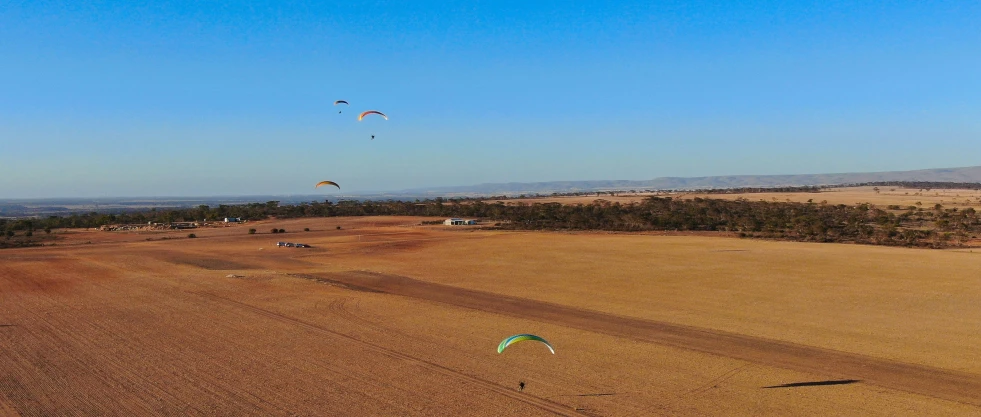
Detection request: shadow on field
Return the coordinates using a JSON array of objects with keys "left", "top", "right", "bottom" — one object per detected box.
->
[{"left": 763, "top": 379, "right": 861, "bottom": 389}]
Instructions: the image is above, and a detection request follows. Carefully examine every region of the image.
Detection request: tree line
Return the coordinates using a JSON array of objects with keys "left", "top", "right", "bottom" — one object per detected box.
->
[{"left": 3, "top": 196, "right": 980, "bottom": 248}]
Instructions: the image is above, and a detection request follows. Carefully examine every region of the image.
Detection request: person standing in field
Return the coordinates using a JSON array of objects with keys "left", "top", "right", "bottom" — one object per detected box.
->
[{"left": 518, "top": 381, "right": 525, "bottom": 392}]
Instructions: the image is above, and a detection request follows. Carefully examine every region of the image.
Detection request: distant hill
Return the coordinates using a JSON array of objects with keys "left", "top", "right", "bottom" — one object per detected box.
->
[{"left": 397, "top": 166, "right": 981, "bottom": 196}]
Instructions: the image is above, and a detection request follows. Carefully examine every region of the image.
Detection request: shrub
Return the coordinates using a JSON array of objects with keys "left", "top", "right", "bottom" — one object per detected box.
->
[
  {"left": 44, "top": 227, "right": 52, "bottom": 234},
  {"left": 336, "top": 226, "right": 342, "bottom": 230},
  {"left": 24, "top": 231, "right": 32, "bottom": 237},
  {"left": 248, "top": 228, "right": 256, "bottom": 234},
  {"left": 278, "top": 228, "right": 286, "bottom": 233},
  {"left": 271, "top": 228, "right": 279, "bottom": 234},
  {"left": 187, "top": 233, "right": 197, "bottom": 238},
  {"left": 304, "top": 228, "right": 310, "bottom": 232}
]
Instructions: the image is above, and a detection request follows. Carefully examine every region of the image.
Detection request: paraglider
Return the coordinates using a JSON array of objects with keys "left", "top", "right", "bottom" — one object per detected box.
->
[
  {"left": 358, "top": 110, "right": 387, "bottom": 139},
  {"left": 334, "top": 100, "right": 349, "bottom": 113},
  {"left": 358, "top": 110, "right": 388, "bottom": 121},
  {"left": 315, "top": 181, "right": 340, "bottom": 190},
  {"left": 497, "top": 334, "right": 555, "bottom": 354}
]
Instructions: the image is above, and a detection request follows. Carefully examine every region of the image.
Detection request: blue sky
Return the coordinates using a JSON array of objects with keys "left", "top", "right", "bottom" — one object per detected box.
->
[{"left": 2, "top": 1, "right": 979, "bottom": 198}]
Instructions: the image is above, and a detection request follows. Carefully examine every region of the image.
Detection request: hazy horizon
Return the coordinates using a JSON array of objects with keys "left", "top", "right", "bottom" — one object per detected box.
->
[
  {"left": 3, "top": 2, "right": 980, "bottom": 199},
  {"left": 2, "top": 164, "right": 980, "bottom": 202}
]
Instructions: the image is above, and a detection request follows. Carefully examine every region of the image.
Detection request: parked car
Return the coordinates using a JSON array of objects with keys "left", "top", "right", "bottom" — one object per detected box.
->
[
  {"left": 295, "top": 243, "right": 310, "bottom": 248},
  {"left": 276, "top": 242, "right": 286, "bottom": 247}
]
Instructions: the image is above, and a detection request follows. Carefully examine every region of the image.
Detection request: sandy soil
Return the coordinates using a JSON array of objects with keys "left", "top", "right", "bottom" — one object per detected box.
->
[{"left": 1, "top": 216, "right": 979, "bottom": 416}]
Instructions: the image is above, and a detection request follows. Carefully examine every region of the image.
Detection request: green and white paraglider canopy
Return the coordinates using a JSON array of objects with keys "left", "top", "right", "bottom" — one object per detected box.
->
[{"left": 497, "top": 334, "right": 555, "bottom": 354}]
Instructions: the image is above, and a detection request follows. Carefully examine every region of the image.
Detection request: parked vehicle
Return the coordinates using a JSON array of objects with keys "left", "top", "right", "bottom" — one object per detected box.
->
[
  {"left": 285, "top": 243, "right": 295, "bottom": 247},
  {"left": 276, "top": 242, "right": 286, "bottom": 247}
]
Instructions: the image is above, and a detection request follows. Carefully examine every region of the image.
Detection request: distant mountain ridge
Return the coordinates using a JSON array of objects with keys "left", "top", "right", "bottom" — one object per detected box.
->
[{"left": 397, "top": 166, "right": 981, "bottom": 196}]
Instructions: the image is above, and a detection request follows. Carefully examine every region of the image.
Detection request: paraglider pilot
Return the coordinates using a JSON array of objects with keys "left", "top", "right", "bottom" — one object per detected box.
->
[{"left": 518, "top": 381, "right": 525, "bottom": 392}]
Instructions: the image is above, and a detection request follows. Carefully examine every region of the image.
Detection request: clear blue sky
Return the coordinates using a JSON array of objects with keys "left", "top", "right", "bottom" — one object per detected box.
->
[{"left": 2, "top": 1, "right": 979, "bottom": 198}]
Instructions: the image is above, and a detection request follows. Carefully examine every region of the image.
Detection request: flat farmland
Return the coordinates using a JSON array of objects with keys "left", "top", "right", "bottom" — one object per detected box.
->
[
  {"left": 680, "top": 186, "right": 981, "bottom": 209},
  {"left": 1, "top": 217, "right": 979, "bottom": 416},
  {"left": 488, "top": 186, "right": 981, "bottom": 209}
]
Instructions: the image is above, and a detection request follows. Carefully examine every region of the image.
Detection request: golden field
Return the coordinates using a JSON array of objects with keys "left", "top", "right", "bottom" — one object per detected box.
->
[
  {"left": 490, "top": 186, "right": 981, "bottom": 209},
  {"left": 1, "top": 216, "right": 979, "bottom": 416}
]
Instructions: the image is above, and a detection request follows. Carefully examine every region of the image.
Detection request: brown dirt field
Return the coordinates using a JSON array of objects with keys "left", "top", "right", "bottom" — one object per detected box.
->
[{"left": 1, "top": 216, "right": 979, "bottom": 416}]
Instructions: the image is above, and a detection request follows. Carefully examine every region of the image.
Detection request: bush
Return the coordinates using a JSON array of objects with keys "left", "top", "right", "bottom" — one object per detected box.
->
[
  {"left": 271, "top": 228, "right": 279, "bottom": 234},
  {"left": 187, "top": 233, "right": 197, "bottom": 238},
  {"left": 44, "top": 227, "right": 52, "bottom": 234},
  {"left": 304, "top": 228, "right": 310, "bottom": 232},
  {"left": 248, "top": 228, "right": 256, "bottom": 234},
  {"left": 336, "top": 226, "right": 342, "bottom": 230},
  {"left": 278, "top": 228, "right": 286, "bottom": 233},
  {"left": 24, "top": 231, "right": 32, "bottom": 237}
]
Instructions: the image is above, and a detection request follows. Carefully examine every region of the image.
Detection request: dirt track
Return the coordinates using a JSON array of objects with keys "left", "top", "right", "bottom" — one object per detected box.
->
[{"left": 313, "top": 271, "right": 981, "bottom": 406}]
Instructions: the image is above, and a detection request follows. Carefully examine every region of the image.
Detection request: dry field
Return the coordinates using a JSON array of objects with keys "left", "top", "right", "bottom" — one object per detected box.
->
[
  {"left": 2, "top": 216, "right": 979, "bottom": 416},
  {"left": 680, "top": 186, "right": 981, "bottom": 209},
  {"left": 488, "top": 186, "right": 981, "bottom": 209}
]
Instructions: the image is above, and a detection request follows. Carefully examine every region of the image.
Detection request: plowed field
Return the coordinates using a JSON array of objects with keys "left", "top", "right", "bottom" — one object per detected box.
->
[{"left": 1, "top": 216, "right": 978, "bottom": 416}]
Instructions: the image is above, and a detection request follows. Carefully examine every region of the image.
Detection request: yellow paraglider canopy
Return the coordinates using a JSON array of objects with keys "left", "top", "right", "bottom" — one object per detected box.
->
[{"left": 315, "top": 181, "right": 340, "bottom": 190}]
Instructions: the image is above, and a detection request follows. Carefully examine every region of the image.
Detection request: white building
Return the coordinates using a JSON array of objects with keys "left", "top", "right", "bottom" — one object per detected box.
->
[{"left": 443, "top": 218, "right": 476, "bottom": 226}]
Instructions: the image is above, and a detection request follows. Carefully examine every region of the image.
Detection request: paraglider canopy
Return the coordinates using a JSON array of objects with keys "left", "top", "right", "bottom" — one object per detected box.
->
[
  {"left": 334, "top": 100, "right": 349, "bottom": 105},
  {"left": 497, "top": 334, "right": 555, "bottom": 354},
  {"left": 315, "top": 180, "right": 340, "bottom": 190},
  {"left": 358, "top": 110, "right": 388, "bottom": 121}
]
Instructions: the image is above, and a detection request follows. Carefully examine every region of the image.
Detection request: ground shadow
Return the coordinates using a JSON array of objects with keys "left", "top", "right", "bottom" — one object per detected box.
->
[{"left": 763, "top": 379, "right": 860, "bottom": 389}]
